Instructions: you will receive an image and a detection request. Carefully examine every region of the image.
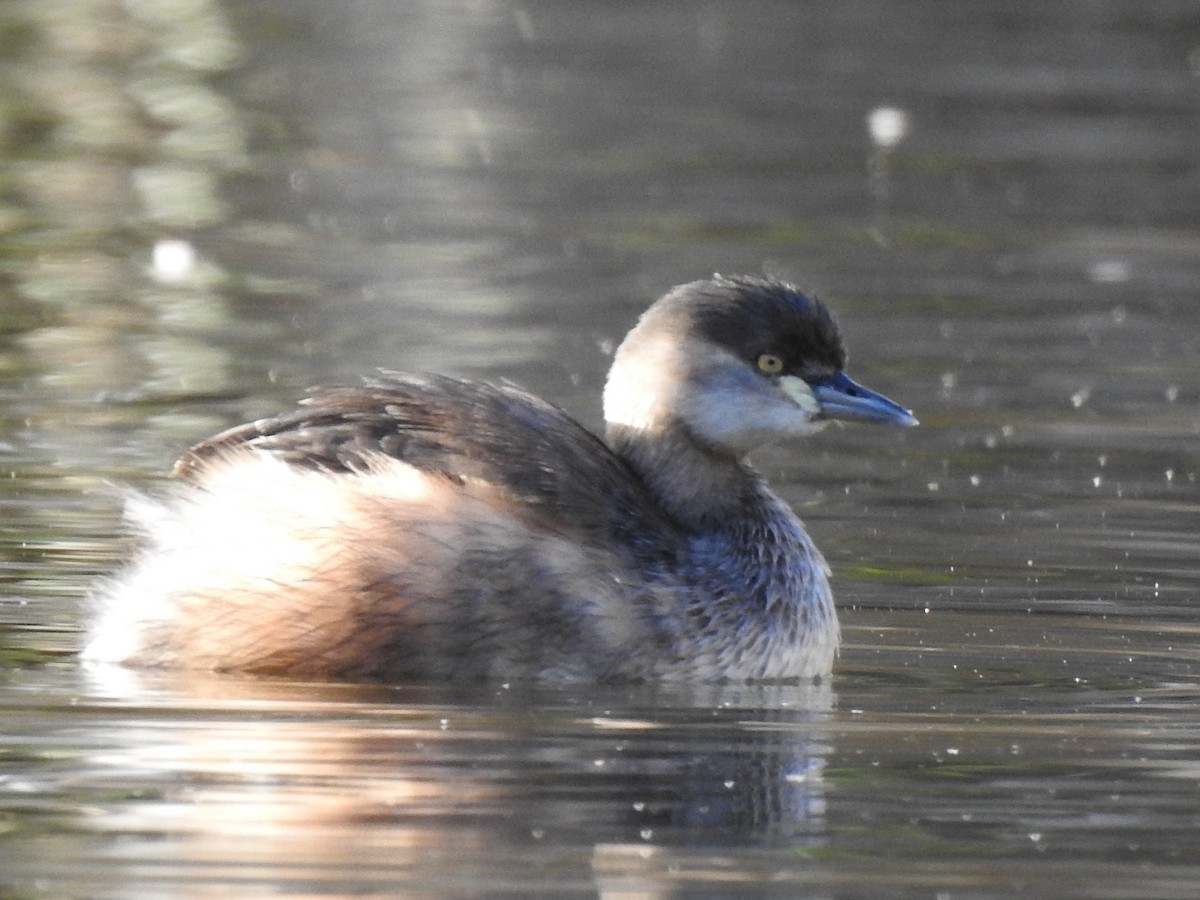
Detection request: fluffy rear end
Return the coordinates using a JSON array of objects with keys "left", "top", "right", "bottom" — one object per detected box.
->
[{"left": 83, "top": 453, "right": 648, "bottom": 681}]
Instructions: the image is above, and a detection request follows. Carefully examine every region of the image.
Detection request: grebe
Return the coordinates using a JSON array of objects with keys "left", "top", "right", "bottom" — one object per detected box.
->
[{"left": 83, "top": 276, "right": 916, "bottom": 682}]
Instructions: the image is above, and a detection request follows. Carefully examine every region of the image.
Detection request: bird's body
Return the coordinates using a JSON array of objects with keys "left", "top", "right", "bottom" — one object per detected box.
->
[{"left": 84, "top": 276, "right": 915, "bottom": 683}]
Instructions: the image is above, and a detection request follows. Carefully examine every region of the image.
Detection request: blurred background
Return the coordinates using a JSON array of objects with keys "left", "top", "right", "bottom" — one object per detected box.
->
[
  {"left": 1, "top": 1, "right": 1199, "bottom": 896},
  {"left": 4, "top": 0, "right": 1197, "bottom": 630}
]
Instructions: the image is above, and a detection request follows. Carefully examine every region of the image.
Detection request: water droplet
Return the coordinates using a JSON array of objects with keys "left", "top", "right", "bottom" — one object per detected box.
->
[
  {"left": 1087, "top": 260, "right": 1130, "bottom": 283},
  {"left": 152, "top": 239, "right": 196, "bottom": 283},
  {"left": 866, "top": 106, "right": 910, "bottom": 148}
]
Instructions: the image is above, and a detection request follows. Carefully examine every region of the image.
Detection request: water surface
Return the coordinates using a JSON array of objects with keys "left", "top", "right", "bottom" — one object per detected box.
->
[{"left": 1, "top": 0, "right": 1199, "bottom": 896}]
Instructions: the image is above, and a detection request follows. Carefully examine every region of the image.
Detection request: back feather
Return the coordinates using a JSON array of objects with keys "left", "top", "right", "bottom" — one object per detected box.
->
[{"left": 174, "top": 374, "right": 683, "bottom": 563}]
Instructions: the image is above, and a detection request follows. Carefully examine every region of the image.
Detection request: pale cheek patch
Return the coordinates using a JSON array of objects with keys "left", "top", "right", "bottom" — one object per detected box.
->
[
  {"left": 778, "top": 375, "right": 821, "bottom": 416},
  {"left": 602, "top": 333, "right": 684, "bottom": 432}
]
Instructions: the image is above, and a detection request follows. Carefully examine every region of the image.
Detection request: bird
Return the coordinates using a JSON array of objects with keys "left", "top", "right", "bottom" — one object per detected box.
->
[{"left": 82, "top": 275, "right": 916, "bottom": 683}]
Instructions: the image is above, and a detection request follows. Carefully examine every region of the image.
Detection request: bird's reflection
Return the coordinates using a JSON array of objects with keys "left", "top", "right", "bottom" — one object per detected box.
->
[{"left": 81, "top": 665, "right": 833, "bottom": 898}]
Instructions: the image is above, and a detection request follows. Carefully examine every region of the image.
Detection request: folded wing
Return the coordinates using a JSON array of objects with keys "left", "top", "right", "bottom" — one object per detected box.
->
[{"left": 174, "top": 373, "right": 681, "bottom": 563}]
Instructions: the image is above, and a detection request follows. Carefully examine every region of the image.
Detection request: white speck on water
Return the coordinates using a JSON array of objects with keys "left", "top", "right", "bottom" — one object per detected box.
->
[
  {"left": 513, "top": 7, "right": 535, "bottom": 40},
  {"left": 152, "top": 239, "right": 197, "bottom": 282},
  {"left": 866, "top": 106, "right": 910, "bottom": 148},
  {"left": 1088, "top": 260, "right": 1130, "bottom": 283}
]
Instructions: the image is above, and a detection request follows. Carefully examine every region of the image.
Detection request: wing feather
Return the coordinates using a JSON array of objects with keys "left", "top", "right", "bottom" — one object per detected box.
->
[{"left": 174, "top": 373, "right": 680, "bottom": 561}]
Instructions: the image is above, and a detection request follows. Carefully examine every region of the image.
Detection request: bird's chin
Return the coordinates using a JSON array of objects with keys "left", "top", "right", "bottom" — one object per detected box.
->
[{"left": 777, "top": 418, "right": 830, "bottom": 442}]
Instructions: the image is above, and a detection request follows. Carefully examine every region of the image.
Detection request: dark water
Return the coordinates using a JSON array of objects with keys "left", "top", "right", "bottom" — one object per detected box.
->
[{"left": 2, "top": 0, "right": 1199, "bottom": 896}]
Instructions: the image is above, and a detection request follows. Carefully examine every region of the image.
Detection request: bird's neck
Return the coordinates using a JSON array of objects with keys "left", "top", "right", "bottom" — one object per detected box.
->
[{"left": 606, "top": 422, "right": 767, "bottom": 531}]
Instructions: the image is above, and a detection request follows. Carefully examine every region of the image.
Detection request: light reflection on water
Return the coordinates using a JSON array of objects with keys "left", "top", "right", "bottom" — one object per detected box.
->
[
  {"left": 1, "top": 0, "right": 1199, "bottom": 896},
  {"left": 4, "top": 623, "right": 1200, "bottom": 898},
  {"left": 5, "top": 666, "right": 836, "bottom": 897}
]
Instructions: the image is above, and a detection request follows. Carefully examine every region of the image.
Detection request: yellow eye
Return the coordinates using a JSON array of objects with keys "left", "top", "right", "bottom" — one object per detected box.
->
[{"left": 757, "top": 353, "right": 784, "bottom": 374}]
